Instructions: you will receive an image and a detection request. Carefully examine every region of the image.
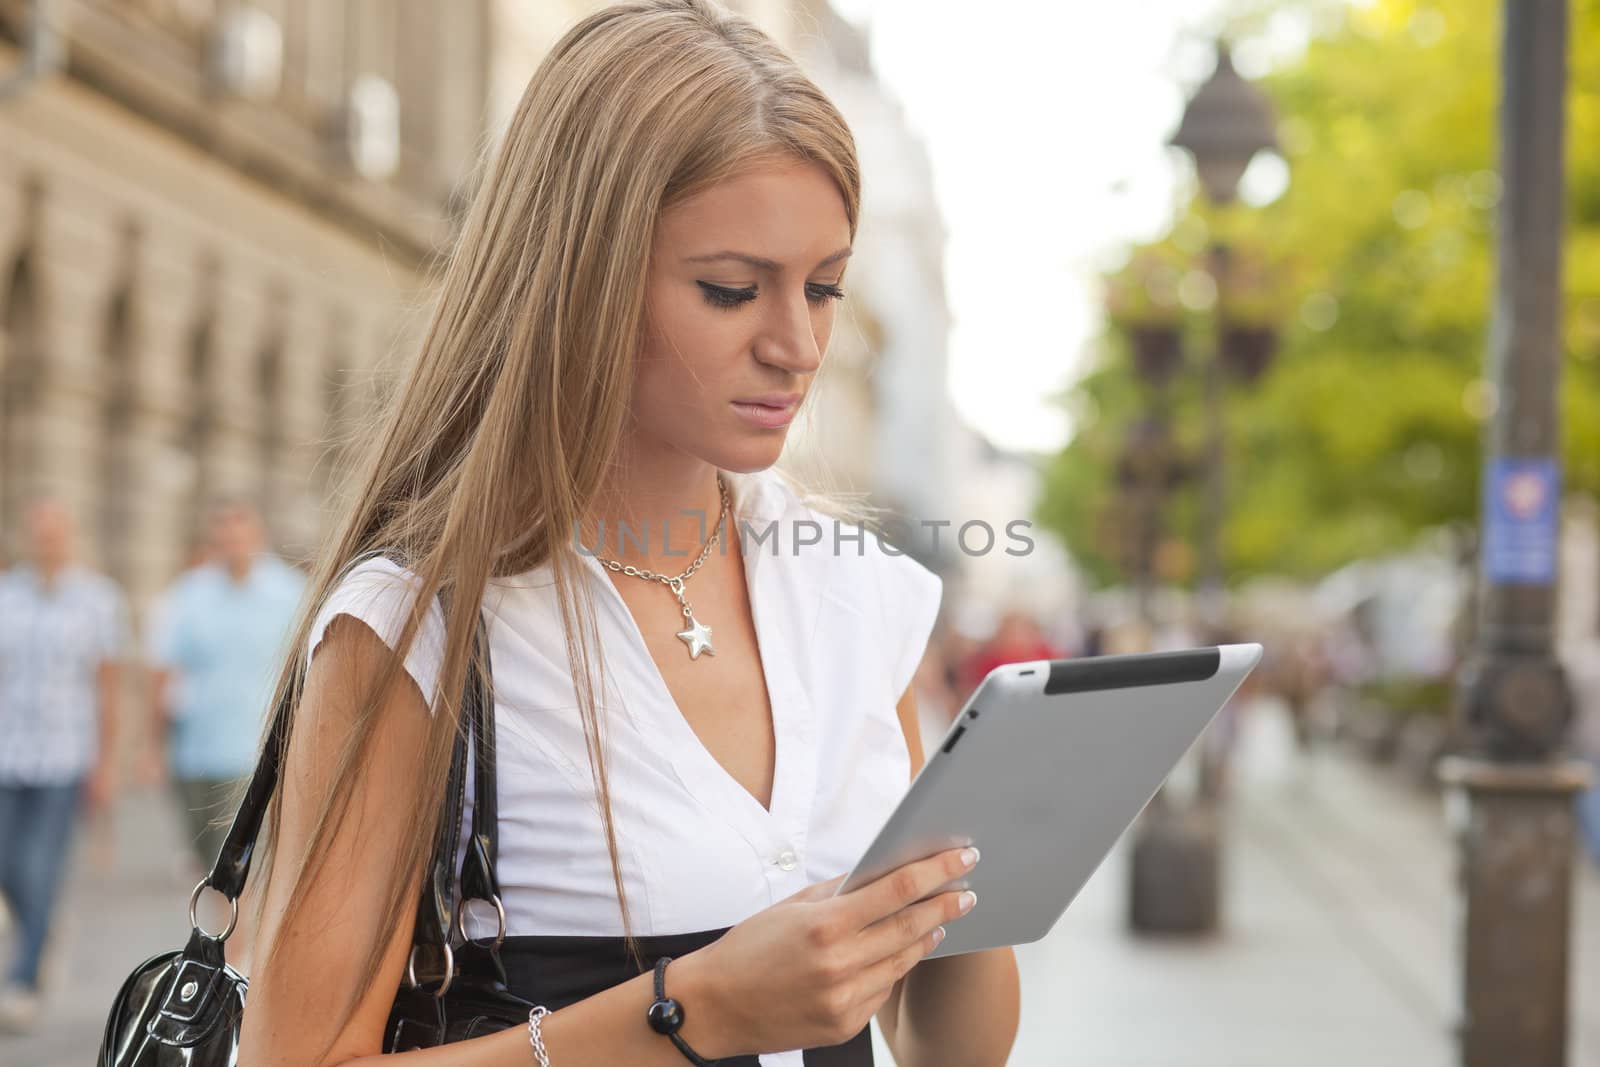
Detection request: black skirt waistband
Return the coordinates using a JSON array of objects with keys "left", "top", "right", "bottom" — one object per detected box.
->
[{"left": 497, "top": 930, "right": 873, "bottom": 1066}]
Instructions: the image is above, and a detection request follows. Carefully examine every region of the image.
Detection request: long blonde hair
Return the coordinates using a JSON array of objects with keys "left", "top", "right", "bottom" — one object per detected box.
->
[{"left": 235, "top": 0, "right": 866, "bottom": 1045}]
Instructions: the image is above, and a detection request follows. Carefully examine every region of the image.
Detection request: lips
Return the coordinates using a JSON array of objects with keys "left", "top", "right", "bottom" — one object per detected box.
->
[
  {"left": 730, "top": 394, "right": 801, "bottom": 428},
  {"left": 732, "top": 393, "right": 803, "bottom": 409}
]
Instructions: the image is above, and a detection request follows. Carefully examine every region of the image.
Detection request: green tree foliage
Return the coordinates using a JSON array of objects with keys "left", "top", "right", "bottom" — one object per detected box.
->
[{"left": 1040, "top": 0, "right": 1600, "bottom": 587}]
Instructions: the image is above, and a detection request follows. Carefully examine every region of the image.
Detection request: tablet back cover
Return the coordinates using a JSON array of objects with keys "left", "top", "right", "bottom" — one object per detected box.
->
[{"left": 835, "top": 643, "right": 1262, "bottom": 958}]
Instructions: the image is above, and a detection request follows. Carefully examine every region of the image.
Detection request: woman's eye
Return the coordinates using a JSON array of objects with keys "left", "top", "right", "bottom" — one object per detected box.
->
[
  {"left": 696, "top": 282, "right": 847, "bottom": 310},
  {"left": 806, "top": 283, "right": 846, "bottom": 306},
  {"left": 698, "top": 282, "right": 757, "bottom": 308}
]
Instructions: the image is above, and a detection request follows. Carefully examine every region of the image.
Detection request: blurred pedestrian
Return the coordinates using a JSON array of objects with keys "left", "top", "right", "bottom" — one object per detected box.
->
[
  {"left": 0, "top": 497, "right": 130, "bottom": 1032},
  {"left": 1267, "top": 632, "right": 1327, "bottom": 754},
  {"left": 957, "top": 607, "right": 1065, "bottom": 694},
  {"left": 145, "top": 499, "right": 305, "bottom": 883}
]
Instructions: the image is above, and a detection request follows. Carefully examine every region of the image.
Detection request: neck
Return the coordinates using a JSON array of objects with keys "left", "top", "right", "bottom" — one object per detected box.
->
[
  {"left": 583, "top": 450, "right": 726, "bottom": 568},
  {"left": 225, "top": 557, "right": 253, "bottom": 583},
  {"left": 33, "top": 559, "right": 66, "bottom": 589}
]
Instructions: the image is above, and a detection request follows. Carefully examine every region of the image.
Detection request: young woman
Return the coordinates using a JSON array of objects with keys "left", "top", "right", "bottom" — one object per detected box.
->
[{"left": 236, "top": 2, "right": 1021, "bottom": 1064}]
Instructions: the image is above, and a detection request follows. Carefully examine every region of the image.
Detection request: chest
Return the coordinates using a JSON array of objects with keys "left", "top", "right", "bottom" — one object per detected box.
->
[
  {"left": 605, "top": 546, "right": 777, "bottom": 811},
  {"left": 463, "top": 543, "right": 915, "bottom": 939},
  {"left": 0, "top": 586, "right": 97, "bottom": 669},
  {"left": 172, "top": 584, "right": 292, "bottom": 663}
]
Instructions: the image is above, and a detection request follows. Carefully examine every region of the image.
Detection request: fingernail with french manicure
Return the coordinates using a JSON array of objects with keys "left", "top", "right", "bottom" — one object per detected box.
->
[
  {"left": 959, "top": 890, "right": 977, "bottom": 913},
  {"left": 960, "top": 847, "right": 980, "bottom": 869},
  {"left": 932, "top": 926, "right": 946, "bottom": 947}
]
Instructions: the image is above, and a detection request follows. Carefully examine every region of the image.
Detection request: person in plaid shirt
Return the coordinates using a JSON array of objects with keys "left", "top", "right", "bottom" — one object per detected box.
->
[{"left": 0, "top": 497, "right": 129, "bottom": 1032}]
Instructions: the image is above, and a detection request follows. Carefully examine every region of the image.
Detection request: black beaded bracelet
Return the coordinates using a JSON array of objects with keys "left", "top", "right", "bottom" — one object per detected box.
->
[{"left": 648, "top": 956, "right": 715, "bottom": 1066}]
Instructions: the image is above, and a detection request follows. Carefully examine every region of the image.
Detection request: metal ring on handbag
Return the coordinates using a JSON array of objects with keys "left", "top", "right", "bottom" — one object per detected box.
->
[
  {"left": 405, "top": 941, "right": 456, "bottom": 998},
  {"left": 453, "top": 894, "right": 507, "bottom": 948},
  {"left": 188, "top": 878, "right": 240, "bottom": 942}
]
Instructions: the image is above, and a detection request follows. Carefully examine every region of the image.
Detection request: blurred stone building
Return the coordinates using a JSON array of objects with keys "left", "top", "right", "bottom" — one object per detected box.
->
[
  {"left": 0, "top": 0, "right": 493, "bottom": 618},
  {"left": 0, "top": 0, "right": 959, "bottom": 626}
]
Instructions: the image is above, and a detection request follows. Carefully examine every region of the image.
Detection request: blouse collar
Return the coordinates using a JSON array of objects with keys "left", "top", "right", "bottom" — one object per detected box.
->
[{"left": 721, "top": 465, "right": 792, "bottom": 526}]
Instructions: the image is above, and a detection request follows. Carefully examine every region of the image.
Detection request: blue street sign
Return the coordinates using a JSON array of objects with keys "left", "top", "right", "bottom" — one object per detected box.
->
[{"left": 1481, "top": 457, "right": 1559, "bottom": 585}]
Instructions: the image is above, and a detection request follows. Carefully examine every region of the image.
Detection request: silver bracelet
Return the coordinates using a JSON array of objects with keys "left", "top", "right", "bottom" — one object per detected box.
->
[{"left": 527, "top": 1005, "right": 552, "bottom": 1066}]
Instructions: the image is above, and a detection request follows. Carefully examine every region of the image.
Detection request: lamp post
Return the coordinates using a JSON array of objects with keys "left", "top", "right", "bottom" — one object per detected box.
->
[
  {"left": 1167, "top": 43, "right": 1281, "bottom": 633},
  {"left": 1121, "top": 325, "right": 1223, "bottom": 936},
  {"left": 1438, "top": 2, "right": 1592, "bottom": 1064},
  {"left": 1125, "top": 41, "right": 1283, "bottom": 937}
]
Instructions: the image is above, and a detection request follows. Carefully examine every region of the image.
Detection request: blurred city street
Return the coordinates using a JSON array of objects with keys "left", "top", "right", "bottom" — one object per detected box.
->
[
  {"left": 6, "top": 699, "right": 1596, "bottom": 1065},
  {"left": 3, "top": 0, "right": 1600, "bottom": 1063}
]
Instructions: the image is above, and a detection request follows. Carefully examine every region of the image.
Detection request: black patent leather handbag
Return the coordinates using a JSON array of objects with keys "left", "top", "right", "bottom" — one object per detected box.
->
[{"left": 98, "top": 609, "right": 536, "bottom": 1064}]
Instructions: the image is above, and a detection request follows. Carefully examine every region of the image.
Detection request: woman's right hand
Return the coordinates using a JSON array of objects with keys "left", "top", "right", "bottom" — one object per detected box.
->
[{"left": 676, "top": 845, "right": 980, "bottom": 1057}]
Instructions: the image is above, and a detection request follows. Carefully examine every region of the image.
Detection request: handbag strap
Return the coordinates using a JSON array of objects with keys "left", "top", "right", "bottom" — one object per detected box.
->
[
  {"left": 415, "top": 608, "right": 506, "bottom": 988},
  {"left": 205, "top": 690, "right": 286, "bottom": 900},
  {"left": 201, "top": 580, "right": 492, "bottom": 990},
  {"left": 457, "top": 617, "right": 501, "bottom": 917},
  {"left": 408, "top": 619, "right": 476, "bottom": 988}
]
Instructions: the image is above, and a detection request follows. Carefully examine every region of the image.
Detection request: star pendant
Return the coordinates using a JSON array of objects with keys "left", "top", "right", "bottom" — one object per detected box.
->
[{"left": 676, "top": 616, "right": 716, "bottom": 660}]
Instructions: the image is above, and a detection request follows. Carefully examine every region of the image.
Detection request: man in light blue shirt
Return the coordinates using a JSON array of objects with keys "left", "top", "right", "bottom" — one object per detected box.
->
[{"left": 148, "top": 499, "right": 305, "bottom": 874}]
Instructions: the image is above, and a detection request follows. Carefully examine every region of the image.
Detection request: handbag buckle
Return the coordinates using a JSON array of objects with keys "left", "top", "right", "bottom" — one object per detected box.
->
[
  {"left": 453, "top": 894, "right": 507, "bottom": 948},
  {"left": 405, "top": 940, "right": 456, "bottom": 998},
  {"left": 187, "top": 879, "right": 239, "bottom": 942}
]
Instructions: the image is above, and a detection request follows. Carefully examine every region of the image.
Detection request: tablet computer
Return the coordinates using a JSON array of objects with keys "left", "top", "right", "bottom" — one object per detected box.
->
[{"left": 833, "top": 643, "right": 1262, "bottom": 959}]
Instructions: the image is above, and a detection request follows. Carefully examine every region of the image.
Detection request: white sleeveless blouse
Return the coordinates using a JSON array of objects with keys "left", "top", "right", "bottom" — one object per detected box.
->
[{"left": 306, "top": 466, "right": 943, "bottom": 948}]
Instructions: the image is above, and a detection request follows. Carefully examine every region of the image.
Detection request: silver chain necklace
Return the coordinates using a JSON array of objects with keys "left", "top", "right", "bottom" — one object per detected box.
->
[{"left": 593, "top": 474, "right": 730, "bottom": 661}]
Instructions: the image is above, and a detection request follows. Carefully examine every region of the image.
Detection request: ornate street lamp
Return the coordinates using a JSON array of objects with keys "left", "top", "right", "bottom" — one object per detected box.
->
[
  {"left": 1127, "top": 40, "right": 1284, "bottom": 938},
  {"left": 1167, "top": 41, "right": 1283, "bottom": 629},
  {"left": 1168, "top": 44, "right": 1279, "bottom": 207}
]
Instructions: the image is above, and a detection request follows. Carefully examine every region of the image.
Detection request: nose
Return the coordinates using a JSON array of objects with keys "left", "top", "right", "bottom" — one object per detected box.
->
[{"left": 751, "top": 286, "right": 824, "bottom": 375}]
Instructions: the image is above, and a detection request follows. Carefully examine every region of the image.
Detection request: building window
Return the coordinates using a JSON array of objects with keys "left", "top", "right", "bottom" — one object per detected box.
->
[
  {"left": 0, "top": 251, "right": 39, "bottom": 564},
  {"left": 183, "top": 307, "right": 217, "bottom": 553},
  {"left": 98, "top": 273, "right": 138, "bottom": 587},
  {"left": 256, "top": 308, "right": 286, "bottom": 547}
]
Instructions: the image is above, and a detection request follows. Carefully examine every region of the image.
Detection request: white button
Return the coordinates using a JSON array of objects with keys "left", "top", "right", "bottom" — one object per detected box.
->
[{"left": 775, "top": 849, "right": 798, "bottom": 871}]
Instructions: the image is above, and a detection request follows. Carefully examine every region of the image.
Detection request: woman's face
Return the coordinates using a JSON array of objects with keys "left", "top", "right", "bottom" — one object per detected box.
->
[{"left": 635, "top": 157, "right": 852, "bottom": 472}]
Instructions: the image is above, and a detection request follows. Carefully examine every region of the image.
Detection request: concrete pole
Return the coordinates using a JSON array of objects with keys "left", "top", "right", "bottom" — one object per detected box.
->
[{"left": 1440, "top": 3, "right": 1592, "bottom": 1065}]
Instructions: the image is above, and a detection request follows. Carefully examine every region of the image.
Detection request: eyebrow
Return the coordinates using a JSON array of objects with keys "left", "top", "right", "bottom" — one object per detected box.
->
[{"left": 683, "top": 247, "right": 853, "bottom": 272}]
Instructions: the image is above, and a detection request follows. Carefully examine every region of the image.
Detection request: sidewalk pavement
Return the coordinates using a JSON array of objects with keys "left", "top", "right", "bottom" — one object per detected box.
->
[
  {"left": 5, "top": 701, "right": 1598, "bottom": 1065},
  {"left": 0, "top": 781, "right": 197, "bottom": 1064}
]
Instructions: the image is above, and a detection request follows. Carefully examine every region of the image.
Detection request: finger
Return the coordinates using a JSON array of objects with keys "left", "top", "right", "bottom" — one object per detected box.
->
[
  {"left": 837, "top": 846, "right": 977, "bottom": 930},
  {"left": 846, "top": 919, "right": 948, "bottom": 1011},
  {"left": 857, "top": 888, "right": 974, "bottom": 963}
]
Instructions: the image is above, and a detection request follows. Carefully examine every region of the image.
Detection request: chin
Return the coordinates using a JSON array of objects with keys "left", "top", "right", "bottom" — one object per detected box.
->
[{"left": 708, "top": 436, "right": 787, "bottom": 474}]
